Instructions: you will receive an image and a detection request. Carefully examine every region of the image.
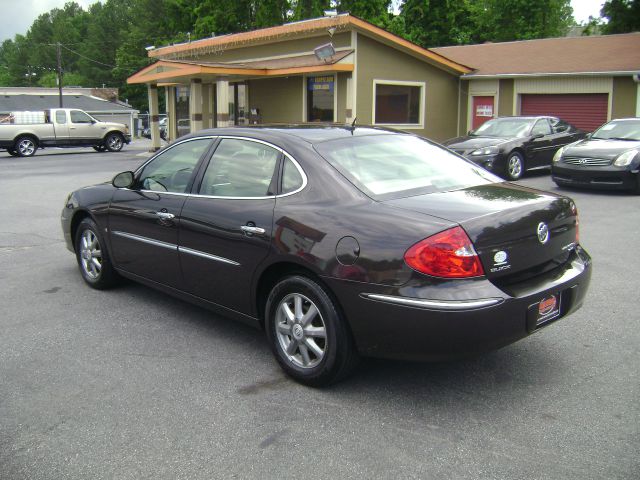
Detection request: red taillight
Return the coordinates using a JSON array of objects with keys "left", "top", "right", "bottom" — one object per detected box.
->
[{"left": 404, "top": 226, "right": 484, "bottom": 278}]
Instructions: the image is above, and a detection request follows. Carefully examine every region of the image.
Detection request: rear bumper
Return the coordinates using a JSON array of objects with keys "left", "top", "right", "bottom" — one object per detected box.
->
[
  {"left": 324, "top": 246, "right": 591, "bottom": 361},
  {"left": 552, "top": 163, "right": 638, "bottom": 191}
]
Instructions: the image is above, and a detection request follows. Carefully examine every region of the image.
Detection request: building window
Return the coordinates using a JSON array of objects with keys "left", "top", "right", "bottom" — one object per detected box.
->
[
  {"left": 307, "top": 76, "right": 334, "bottom": 122},
  {"left": 373, "top": 81, "right": 424, "bottom": 127}
]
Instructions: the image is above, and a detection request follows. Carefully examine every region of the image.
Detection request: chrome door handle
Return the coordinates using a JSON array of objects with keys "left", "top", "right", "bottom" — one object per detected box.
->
[
  {"left": 241, "top": 225, "right": 265, "bottom": 235},
  {"left": 156, "top": 211, "right": 175, "bottom": 220}
]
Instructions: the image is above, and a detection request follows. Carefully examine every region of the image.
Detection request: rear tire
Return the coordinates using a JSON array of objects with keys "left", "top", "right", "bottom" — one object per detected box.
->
[
  {"left": 505, "top": 151, "right": 525, "bottom": 180},
  {"left": 14, "top": 136, "right": 38, "bottom": 157},
  {"left": 265, "top": 275, "right": 359, "bottom": 387},
  {"left": 74, "top": 218, "right": 119, "bottom": 289},
  {"left": 104, "top": 132, "right": 124, "bottom": 152}
]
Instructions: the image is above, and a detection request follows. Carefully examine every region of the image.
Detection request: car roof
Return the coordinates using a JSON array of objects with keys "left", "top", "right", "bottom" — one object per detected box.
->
[
  {"left": 190, "top": 124, "right": 401, "bottom": 144},
  {"left": 489, "top": 116, "right": 558, "bottom": 121}
]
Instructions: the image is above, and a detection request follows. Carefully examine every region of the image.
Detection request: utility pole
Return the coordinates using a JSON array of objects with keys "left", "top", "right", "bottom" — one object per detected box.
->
[{"left": 56, "top": 42, "right": 63, "bottom": 108}]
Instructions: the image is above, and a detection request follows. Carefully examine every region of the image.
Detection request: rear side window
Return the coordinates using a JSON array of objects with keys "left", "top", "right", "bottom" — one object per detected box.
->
[
  {"left": 282, "top": 157, "right": 304, "bottom": 194},
  {"left": 199, "top": 139, "right": 280, "bottom": 197},
  {"left": 138, "top": 138, "right": 212, "bottom": 193},
  {"left": 315, "top": 134, "right": 499, "bottom": 200},
  {"left": 55, "top": 111, "right": 67, "bottom": 124}
]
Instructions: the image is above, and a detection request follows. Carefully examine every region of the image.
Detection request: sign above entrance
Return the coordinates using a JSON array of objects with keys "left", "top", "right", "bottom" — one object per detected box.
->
[{"left": 308, "top": 76, "right": 334, "bottom": 92}]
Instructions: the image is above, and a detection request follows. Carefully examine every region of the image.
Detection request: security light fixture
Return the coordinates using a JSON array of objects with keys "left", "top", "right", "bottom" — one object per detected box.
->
[{"left": 314, "top": 42, "right": 335, "bottom": 62}]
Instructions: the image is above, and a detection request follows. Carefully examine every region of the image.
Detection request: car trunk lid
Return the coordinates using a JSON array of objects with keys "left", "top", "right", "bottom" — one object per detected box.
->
[{"left": 384, "top": 183, "right": 578, "bottom": 282}]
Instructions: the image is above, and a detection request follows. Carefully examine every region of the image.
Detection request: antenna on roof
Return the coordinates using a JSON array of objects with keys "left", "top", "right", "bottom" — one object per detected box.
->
[{"left": 351, "top": 117, "right": 357, "bottom": 128}]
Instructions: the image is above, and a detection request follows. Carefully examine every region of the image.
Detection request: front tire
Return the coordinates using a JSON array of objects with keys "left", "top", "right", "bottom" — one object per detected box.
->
[
  {"left": 15, "top": 136, "right": 38, "bottom": 157},
  {"left": 104, "top": 132, "right": 124, "bottom": 152},
  {"left": 265, "top": 275, "right": 358, "bottom": 387},
  {"left": 74, "top": 218, "right": 118, "bottom": 289},
  {"left": 505, "top": 151, "right": 525, "bottom": 180}
]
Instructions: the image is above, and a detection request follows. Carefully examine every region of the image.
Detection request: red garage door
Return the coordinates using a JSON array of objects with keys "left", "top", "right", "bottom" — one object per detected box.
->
[{"left": 521, "top": 93, "right": 608, "bottom": 132}]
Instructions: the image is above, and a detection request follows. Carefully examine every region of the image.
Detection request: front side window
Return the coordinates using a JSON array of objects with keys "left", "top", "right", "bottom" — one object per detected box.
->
[
  {"left": 374, "top": 82, "right": 423, "bottom": 125},
  {"left": 315, "top": 134, "right": 499, "bottom": 200},
  {"left": 70, "top": 110, "right": 94, "bottom": 124},
  {"left": 138, "top": 138, "right": 212, "bottom": 193},
  {"left": 199, "top": 139, "right": 280, "bottom": 197},
  {"left": 531, "top": 119, "right": 552, "bottom": 136}
]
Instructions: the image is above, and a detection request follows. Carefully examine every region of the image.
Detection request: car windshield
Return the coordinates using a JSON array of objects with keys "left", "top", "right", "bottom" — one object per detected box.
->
[
  {"left": 472, "top": 118, "right": 535, "bottom": 138},
  {"left": 591, "top": 120, "right": 640, "bottom": 141},
  {"left": 314, "top": 134, "right": 500, "bottom": 200}
]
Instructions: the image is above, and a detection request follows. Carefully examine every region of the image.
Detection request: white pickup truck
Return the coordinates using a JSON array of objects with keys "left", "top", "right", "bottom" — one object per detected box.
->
[{"left": 0, "top": 108, "right": 131, "bottom": 157}]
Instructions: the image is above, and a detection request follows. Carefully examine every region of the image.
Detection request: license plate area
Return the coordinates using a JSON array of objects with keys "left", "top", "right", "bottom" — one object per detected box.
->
[{"left": 527, "top": 292, "right": 562, "bottom": 332}]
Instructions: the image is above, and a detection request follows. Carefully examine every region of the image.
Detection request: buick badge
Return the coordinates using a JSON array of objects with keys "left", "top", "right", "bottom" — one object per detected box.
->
[{"left": 537, "top": 222, "right": 549, "bottom": 244}]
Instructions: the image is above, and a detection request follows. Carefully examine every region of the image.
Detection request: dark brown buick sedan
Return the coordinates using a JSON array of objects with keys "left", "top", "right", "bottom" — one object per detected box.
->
[{"left": 61, "top": 126, "right": 592, "bottom": 386}]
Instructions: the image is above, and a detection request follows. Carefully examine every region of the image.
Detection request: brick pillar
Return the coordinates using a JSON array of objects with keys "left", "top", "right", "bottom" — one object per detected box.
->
[
  {"left": 189, "top": 78, "right": 203, "bottom": 133},
  {"left": 216, "top": 78, "right": 230, "bottom": 127},
  {"left": 147, "top": 84, "right": 161, "bottom": 151}
]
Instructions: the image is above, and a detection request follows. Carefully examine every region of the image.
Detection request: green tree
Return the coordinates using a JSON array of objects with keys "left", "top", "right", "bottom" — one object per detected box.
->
[
  {"left": 469, "top": 0, "right": 574, "bottom": 43},
  {"left": 292, "top": 0, "right": 331, "bottom": 20},
  {"left": 399, "top": 0, "right": 474, "bottom": 47},
  {"left": 600, "top": 0, "right": 640, "bottom": 34},
  {"left": 37, "top": 71, "right": 89, "bottom": 87},
  {"left": 335, "top": 0, "right": 392, "bottom": 27}
]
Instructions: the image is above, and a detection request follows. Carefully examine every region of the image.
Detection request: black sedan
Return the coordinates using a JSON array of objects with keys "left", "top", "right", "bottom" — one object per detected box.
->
[
  {"left": 61, "top": 126, "right": 592, "bottom": 386},
  {"left": 552, "top": 118, "right": 640, "bottom": 194},
  {"left": 443, "top": 116, "right": 584, "bottom": 180}
]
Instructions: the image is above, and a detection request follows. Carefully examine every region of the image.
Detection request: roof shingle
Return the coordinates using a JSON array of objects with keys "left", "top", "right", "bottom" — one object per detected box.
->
[{"left": 432, "top": 33, "right": 640, "bottom": 76}]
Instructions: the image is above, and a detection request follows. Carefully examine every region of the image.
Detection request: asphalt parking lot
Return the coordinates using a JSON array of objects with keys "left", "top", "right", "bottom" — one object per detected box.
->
[{"left": 0, "top": 142, "right": 638, "bottom": 480}]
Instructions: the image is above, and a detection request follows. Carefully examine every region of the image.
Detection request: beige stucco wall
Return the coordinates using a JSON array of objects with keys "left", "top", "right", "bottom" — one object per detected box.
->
[
  {"left": 194, "top": 32, "right": 351, "bottom": 63},
  {"left": 498, "top": 79, "right": 514, "bottom": 116},
  {"left": 355, "top": 34, "right": 460, "bottom": 142},
  {"left": 612, "top": 76, "right": 638, "bottom": 119},
  {"left": 248, "top": 76, "right": 303, "bottom": 123}
]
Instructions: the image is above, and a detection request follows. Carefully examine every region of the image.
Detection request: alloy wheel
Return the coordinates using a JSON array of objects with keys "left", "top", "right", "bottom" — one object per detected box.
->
[
  {"left": 106, "top": 135, "right": 123, "bottom": 151},
  {"left": 79, "top": 229, "right": 102, "bottom": 280},
  {"left": 18, "top": 139, "right": 35, "bottom": 156},
  {"left": 508, "top": 155, "right": 523, "bottom": 179},
  {"left": 275, "top": 293, "right": 327, "bottom": 368}
]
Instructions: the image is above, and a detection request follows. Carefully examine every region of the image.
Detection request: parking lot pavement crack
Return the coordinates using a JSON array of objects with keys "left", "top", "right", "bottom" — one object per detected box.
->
[{"left": 0, "top": 231, "right": 64, "bottom": 252}]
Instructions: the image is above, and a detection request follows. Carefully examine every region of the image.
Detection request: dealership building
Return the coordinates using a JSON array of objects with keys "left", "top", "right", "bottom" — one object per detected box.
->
[{"left": 127, "top": 14, "right": 640, "bottom": 149}]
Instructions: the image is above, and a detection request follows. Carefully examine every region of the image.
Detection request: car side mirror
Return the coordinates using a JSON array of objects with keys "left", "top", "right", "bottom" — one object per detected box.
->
[
  {"left": 112, "top": 171, "right": 134, "bottom": 189},
  {"left": 532, "top": 133, "right": 544, "bottom": 139},
  {"left": 585, "top": 133, "right": 592, "bottom": 139},
  {"left": 467, "top": 129, "right": 474, "bottom": 135}
]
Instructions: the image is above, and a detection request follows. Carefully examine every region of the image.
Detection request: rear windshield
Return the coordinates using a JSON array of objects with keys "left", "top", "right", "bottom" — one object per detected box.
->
[{"left": 314, "top": 134, "right": 500, "bottom": 200}]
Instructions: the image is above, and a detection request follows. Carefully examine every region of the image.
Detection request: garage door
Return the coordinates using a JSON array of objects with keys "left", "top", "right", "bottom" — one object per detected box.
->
[{"left": 520, "top": 94, "right": 608, "bottom": 132}]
